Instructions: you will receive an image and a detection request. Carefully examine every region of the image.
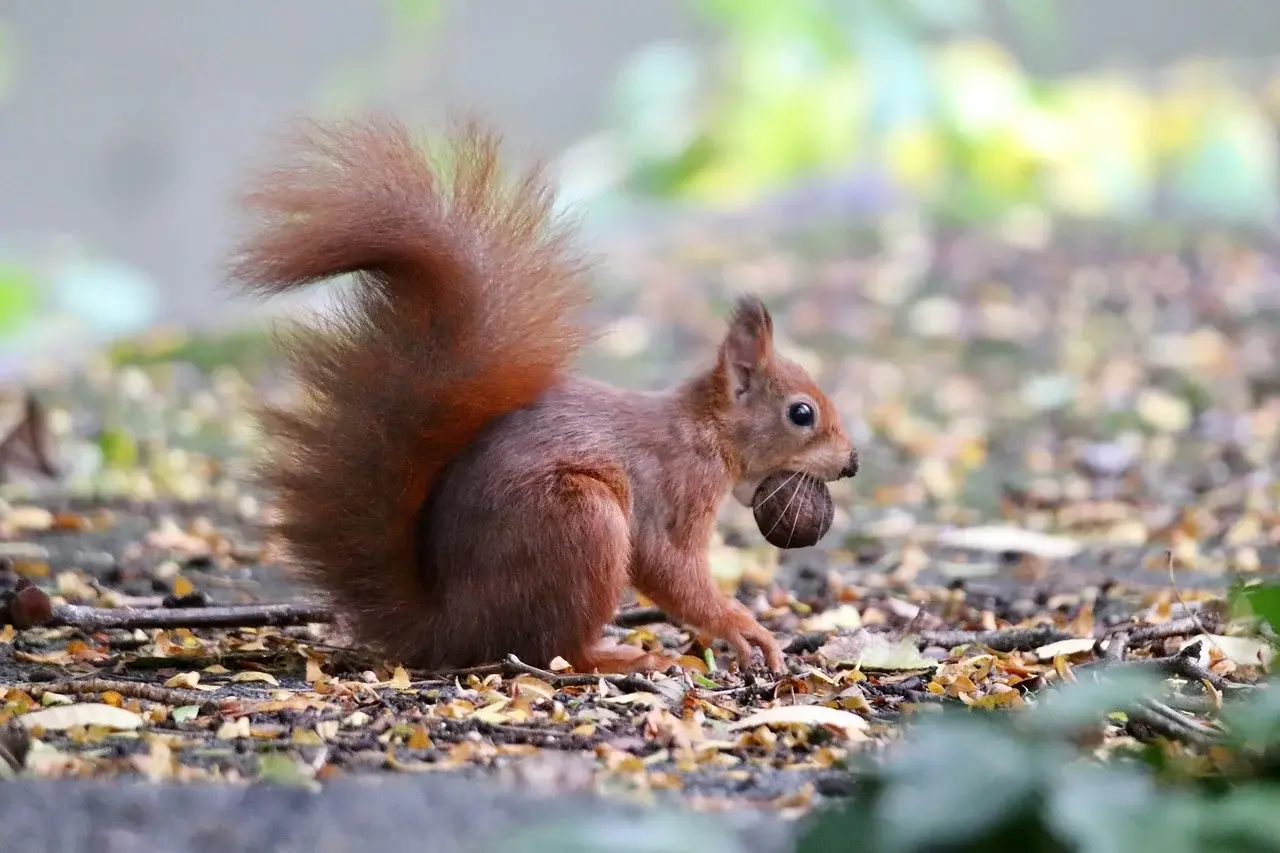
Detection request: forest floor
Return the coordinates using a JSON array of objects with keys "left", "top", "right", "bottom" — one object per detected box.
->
[{"left": 0, "top": 217, "right": 1276, "bottom": 851}]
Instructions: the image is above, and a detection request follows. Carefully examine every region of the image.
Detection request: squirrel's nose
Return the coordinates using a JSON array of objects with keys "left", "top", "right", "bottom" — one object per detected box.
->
[{"left": 839, "top": 451, "right": 860, "bottom": 480}]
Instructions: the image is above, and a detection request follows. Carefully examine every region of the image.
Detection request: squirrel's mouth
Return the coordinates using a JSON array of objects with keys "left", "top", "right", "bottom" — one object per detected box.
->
[{"left": 732, "top": 465, "right": 837, "bottom": 507}]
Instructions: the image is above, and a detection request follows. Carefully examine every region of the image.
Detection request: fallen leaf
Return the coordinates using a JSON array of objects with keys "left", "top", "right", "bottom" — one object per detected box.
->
[
  {"left": 728, "top": 705, "right": 869, "bottom": 741},
  {"left": 511, "top": 674, "right": 556, "bottom": 701},
  {"left": 215, "top": 717, "right": 251, "bottom": 740},
  {"left": 1035, "top": 638, "right": 1101, "bottom": 662},
  {"left": 231, "top": 671, "right": 281, "bottom": 686},
  {"left": 388, "top": 666, "right": 411, "bottom": 690},
  {"left": 802, "top": 604, "right": 863, "bottom": 632},
  {"left": 934, "top": 525, "right": 1081, "bottom": 560},
  {"left": 407, "top": 726, "right": 433, "bottom": 749},
  {"left": 817, "top": 629, "right": 937, "bottom": 671},
  {"left": 18, "top": 703, "right": 143, "bottom": 732},
  {"left": 171, "top": 705, "right": 200, "bottom": 724},
  {"left": 164, "top": 672, "right": 200, "bottom": 689},
  {"left": 1183, "top": 634, "right": 1274, "bottom": 667}
]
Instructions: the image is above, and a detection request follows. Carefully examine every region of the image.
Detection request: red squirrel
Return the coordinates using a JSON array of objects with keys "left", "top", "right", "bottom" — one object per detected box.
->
[{"left": 228, "top": 115, "right": 859, "bottom": 675}]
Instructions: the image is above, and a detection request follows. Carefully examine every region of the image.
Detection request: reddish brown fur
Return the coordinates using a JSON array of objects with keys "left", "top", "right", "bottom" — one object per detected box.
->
[{"left": 229, "top": 114, "right": 857, "bottom": 674}]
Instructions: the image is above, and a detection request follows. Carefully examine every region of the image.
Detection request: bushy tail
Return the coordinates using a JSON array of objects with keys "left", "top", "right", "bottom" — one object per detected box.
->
[{"left": 227, "top": 114, "right": 592, "bottom": 661}]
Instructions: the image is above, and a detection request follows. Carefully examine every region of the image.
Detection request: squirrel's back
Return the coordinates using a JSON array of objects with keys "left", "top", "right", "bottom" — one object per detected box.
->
[{"left": 227, "top": 115, "right": 593, "bottom": 663}]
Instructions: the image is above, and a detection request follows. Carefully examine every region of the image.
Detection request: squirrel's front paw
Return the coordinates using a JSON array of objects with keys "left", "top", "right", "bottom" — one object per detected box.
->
[{"left": 720, "top": 607, "right": 785, "bottom": 674}]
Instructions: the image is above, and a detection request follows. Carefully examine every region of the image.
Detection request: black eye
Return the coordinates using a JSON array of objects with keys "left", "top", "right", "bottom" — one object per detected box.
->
[{"left": 787, "top": 402, "right": 815, "bottom": 427}]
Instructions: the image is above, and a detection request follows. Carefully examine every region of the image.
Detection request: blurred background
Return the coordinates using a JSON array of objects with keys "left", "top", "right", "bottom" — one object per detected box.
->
[
  {"left": 2, "top": 1, "right": 1280, "bottom": 345},
  {"left": 0, "top": 0, "right": 1278, "bottom": 532}
]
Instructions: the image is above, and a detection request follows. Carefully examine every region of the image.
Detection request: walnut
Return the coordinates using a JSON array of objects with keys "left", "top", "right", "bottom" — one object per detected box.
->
[{"left": 751, "top": 471, "right": 834, "bottom": 549}]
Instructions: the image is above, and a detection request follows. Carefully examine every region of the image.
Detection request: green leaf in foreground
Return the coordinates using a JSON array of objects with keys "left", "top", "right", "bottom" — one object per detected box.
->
[
  {"left": 1231, "top": 580, "right": 1280, "bottom": 634},
  {"left": 1021, "top": 668, "right": 1164, "bottom": 735}
]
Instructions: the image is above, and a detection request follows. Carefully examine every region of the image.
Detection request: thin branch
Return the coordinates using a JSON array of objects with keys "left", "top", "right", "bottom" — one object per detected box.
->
[
  {"left": 18, "top": 600, "right": 673, "bottom": 636},
  {"left": 1164, "top": 550, "right": 1220, "bottom": 655},
  {"left": 500, "top": 654, "right": 664, "bottom": 695},
  {"left": 613, "top": 606, "right": 671, "bottom": 629},
  {"left": 918, "top": 625, "right": 1074, "bottom": 653},
  {"left": 1165, "top": 640, "right": 1240, "bottom": 694},
  {"left": 417, "top": 655, "right": 668, "bottom": 695},
  {"left": 1130, "top": 699, "right": 1220, "bottom": 746},
  {"left": 39, "top": 603, "right": 332, "bottom": 632},
  {"left": 1121, "top": 616, "right": 1219, "bottom": 647},
  {"left": 8, "top": 678, "right": 210, "bottom": 708}
]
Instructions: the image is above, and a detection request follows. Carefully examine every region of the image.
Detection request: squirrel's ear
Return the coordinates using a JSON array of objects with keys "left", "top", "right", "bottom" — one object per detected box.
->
[{"left": 719, "top": 295, "right": 774, "bottom": 399}]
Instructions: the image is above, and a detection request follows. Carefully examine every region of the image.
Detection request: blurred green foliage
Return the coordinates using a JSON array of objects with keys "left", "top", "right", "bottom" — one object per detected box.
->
[
  {"left": 582, "top": 0, "right": 1280, "bottom": 225},
  {"left": 0, "top": 22, "right": 43, "bottom": 342},
  {"left": 0, "top": 263, "right": 40, "bottom": 337},
  {"left": 796, "top": 667, "right": 1280, "bottom": 853},
  {"left": 503, "top": 661, "right": 1280, "bottom": 853}
]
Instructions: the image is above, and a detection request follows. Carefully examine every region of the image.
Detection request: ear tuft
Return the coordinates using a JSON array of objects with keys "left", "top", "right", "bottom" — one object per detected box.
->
[{"left": 720, "top": 294, "right": 774, "bottom": 397}]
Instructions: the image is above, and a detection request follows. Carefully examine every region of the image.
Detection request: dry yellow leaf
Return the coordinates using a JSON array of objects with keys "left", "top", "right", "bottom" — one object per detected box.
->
[
  {"left": 471, "top": 699, "right": 512, "bottom": 723},
  {"left": 388, "top": 666, "right": 411, "bottom": 690},
  {"left": 215, "top": 717, "right": 251, "bottom": 740},
  {"left": 407, "top": 726, "right": 433, "bottom": 750},
  {"left": 231, "top": 671, "right": 281, "bottom": 686},
  {"left": 164, "top": 672, "right": 200, "bottom": 689},
  {"left": 511, "top": 674, "right": 556, "bottom": 701},
  {"left": 305, "top": 657, "right": 329, "bottom": 684},
  {"left": 291, "top": 728, "right": 325, "bottom": 746},
  {"left": 677, "top": 654, "right": 710, "bottom": 674}
]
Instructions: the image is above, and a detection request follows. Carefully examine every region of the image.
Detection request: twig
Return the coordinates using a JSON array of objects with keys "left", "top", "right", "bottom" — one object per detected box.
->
[
  {"left": 0, "top": 722, "right": 29, "bottom": 773},
  {"left": 917, "top": 625, "right": 1074, "bottom": 653},
  {"left": 424, "top": 655, "right": 665, "bottom": 695},
  {"left": 613, "top": 607, "right": 670, "bottom": 629},
  {"left": 1131, "top": 698, "right": 1220, "bottom": 746},
  {"left": 783, "top": 632, "right": 826, "bottom": 655},
  {"left": 1086, "top": 645, "right": 1243, "bottom": 695},
  {"left": 24, "top": 600, "right": 672, "bottom": 636},
  {"left": 429, "top": 662, "right": 506, "bottom": 680},
  {"left": 863, "top": 681, "right": 945, "bottom": 704},
  {"left": 39, "top": 603, "right": 332, "bottom": 632},
  {"left": 1164, "top": 550, "right": 1220, "bottom": 655},
  {"left": 501, "top": 654, "right": 663, "bottom": 695},
  {"left": 7, "top": 678, "right": 210, "bottom": 708},
  {"left": 1165, "top": 640, "right": 1239, "bottom": 695},
  {"left": 1100, "top": 631, "right": 1128, "bottom": 664},
  {"left": 1121, "top": 616, "right": 1219, "bottom": 647}
]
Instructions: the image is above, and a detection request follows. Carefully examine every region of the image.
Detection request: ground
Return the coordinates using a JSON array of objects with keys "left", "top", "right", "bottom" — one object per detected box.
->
[{"left": 0, "top": 216, "right": 1275, "bottom": 851}]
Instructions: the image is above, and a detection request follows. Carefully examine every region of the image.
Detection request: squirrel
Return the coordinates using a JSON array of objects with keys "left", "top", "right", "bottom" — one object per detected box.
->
[{"left": 227, "top": 115, "right": 859, "bottom": 675}]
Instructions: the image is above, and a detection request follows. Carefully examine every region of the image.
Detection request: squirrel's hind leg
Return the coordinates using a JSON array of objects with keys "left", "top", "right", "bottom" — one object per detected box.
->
[
  {"left": 568, "top": 637, "right": 673, "bottom": 674},
  {"left": 529, "top": 467, "right": 644, "bottom": 673},
  {"left": 545, "top": 468, "right": 677, "bottom": 674}
]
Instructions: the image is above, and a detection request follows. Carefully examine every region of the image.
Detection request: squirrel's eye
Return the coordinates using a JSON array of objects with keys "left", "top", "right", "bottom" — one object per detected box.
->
[{"left": 787, "top": 402, "right": 815, "bottom": 428}]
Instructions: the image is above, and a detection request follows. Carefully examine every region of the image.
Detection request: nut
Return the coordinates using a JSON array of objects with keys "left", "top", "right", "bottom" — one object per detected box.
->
[{"left": 751, "top": 471, "right": 834, "bottom": 549}]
